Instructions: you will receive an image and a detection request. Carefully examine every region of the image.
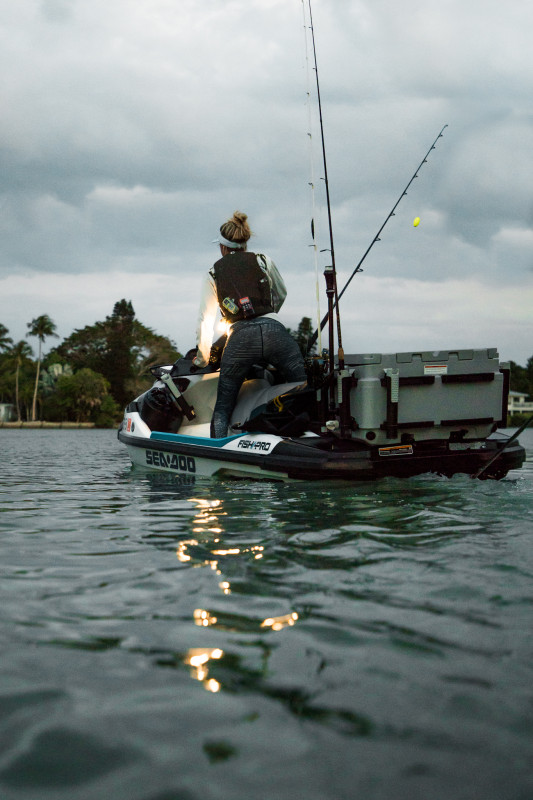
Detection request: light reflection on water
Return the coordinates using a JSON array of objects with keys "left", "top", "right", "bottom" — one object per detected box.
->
[{"left": 0, "top": 428, "right": 532, "bottom": 799}]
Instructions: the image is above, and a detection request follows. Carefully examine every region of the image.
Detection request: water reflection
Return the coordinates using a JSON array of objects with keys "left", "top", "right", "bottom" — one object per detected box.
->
[
  {"left": 176, "top": 495, "right": 300, "bottom": 693},
  {"left": 261, "top": 612, "right": 299, "bottom": 631},
  {"left": 183, "top": 647, "right": 224, "bottom": 693},
  {"left": 133, "top": 466, "right": 533, "bottom": 706},
  {"left": 137, "top": 467, "right": 529, "bottom": 550}
]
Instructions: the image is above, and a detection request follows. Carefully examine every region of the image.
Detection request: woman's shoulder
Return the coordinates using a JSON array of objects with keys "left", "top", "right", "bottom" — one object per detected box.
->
[{"left": 255, "top": 252, "right": 275, "bottom": 268}]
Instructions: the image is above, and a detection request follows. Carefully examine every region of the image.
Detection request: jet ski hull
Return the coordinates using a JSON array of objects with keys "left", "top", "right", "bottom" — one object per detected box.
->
[{"left": 118, "top": 417, "right": 525, "bottom": 483}]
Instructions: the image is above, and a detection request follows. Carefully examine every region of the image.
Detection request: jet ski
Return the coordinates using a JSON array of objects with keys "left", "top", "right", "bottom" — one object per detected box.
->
[{"left": 118, "top": 343, "right": 526, "bottom": 482}]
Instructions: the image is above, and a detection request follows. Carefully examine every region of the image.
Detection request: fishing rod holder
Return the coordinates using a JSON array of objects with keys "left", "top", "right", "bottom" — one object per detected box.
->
[
  {"left": 324, "top": 266, "right": 335, "bottom": 356},
  {"left": 324, "top": 265, "right": 335, "bottom": 295},
  {"left": 323, "top": 265, "right": 337, "bottom": 406},
  {"left": 160, "top": 371, "right": 196, "bottom": 421}
]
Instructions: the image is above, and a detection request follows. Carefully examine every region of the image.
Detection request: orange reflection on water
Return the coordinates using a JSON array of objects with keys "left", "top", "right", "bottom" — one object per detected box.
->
[
  {"left": 181, "top": 498, "right": 298, "bottom": 696},
  {"left": 261, "top": 612, "right": 299, "bottom": 631},
  {"left": 193, "top": 608, "right": 218, "bottom": 627},
  {"left": 188, "top": 497, "right": 226, "bottom": 534},
  {"left": 211, "top": 544, "right": 264, "bottom": 558},
  {"left": 178, "top": 497, "right": 227, "bottom": 570},
  {"left": 192, "top": 528, "right": 223, "bottom": 535},
  {"left": 176, "top": 539, "right": 198, "bottom": 563},
  {"left": 184, "top": 647, "right": 223, "bottom": 692},
  {"left": 188, "top": 498, "right": 222, "bottom": 509}
]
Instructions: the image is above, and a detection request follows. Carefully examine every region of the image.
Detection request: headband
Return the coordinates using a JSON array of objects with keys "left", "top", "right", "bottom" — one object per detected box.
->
[{"left": 212, "top": 234, "right": 246, "bottom": 249}]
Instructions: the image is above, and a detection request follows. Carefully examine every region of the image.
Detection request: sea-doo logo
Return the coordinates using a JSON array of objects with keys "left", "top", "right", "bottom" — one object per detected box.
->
[
  {"left": 146, "top": 449, "right": 196, "bottom": 473},
  {"left": 237, "top": 439, "right": 272, "bottom": 452}
]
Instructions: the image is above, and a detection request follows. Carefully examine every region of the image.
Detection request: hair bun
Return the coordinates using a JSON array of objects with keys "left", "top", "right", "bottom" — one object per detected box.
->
[{"left": 220, "top": 210, "right": 252, "bottom": 244}]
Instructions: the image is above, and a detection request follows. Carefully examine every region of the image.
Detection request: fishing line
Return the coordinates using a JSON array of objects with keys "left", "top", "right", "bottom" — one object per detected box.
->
[
  {"left": 301, "top": 0, "right": 322, "bottom": 353},
  {"left": 473, "top": 413, "right": 533, "bottom": 478},
  {"left": 338, "top": 124, "right": 448, "bottom": 307},
  {"left": 307, "top": 124, "right": 448, "bottom": 352},
  {"left": 306, "top": 0, "right": 344, "bottom": 368}
]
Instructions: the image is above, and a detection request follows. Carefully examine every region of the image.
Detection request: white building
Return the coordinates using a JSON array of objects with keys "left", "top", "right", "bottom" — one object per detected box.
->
[
  {"left": 508, "top": 390, "right": 533, "bottom": 414},
  {"left": 0, "top": 403, "right": 15, "bottom": 422}
]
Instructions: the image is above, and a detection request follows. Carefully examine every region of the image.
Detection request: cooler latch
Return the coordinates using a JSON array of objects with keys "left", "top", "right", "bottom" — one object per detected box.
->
[{"left": 383, "top": 368, "right": 400, "bottom": 439}]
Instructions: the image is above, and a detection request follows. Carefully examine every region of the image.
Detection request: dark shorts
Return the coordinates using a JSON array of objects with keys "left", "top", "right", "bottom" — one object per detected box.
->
[
  {"left": 211, "top": 317, "right": 307, "bottom": 438},
  {"left": 221, "top": 317, "right": 307, "bottom": 381}
]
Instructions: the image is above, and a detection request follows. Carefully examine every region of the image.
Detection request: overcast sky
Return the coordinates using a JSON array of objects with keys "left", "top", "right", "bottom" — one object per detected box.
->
[{"left": 1, "top": 0, "right": 532, "bottom": 365}]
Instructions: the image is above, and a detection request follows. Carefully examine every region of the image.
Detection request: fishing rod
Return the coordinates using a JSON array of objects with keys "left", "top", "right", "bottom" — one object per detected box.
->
[
  {"left": 306, "top": 123, "right": 448, "bottom": 353},
  {"left": 306, "top": 0, "right": 344, "bottom": 371},
  {"left": 301, "top": 0, "right": 322, "bottom": 354},
  {"left": 473, "top": 413, "right": 533, "bottom": 479}
]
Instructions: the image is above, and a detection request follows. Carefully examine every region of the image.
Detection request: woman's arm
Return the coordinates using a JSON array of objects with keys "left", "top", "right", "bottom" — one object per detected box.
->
[{"left": 195, "top": 272, "right": 220, "bottom": 366}]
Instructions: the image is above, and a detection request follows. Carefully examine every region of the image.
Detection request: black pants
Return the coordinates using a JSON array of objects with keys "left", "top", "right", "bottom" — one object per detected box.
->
[{"left": 211, "top": 317, "right": 307, "bottom": 438}]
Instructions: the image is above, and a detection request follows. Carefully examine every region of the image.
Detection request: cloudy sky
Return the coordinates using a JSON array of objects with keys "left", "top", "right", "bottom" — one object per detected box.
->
[{"left": 1, "top": 0, "right": 532, "bottom": 365}]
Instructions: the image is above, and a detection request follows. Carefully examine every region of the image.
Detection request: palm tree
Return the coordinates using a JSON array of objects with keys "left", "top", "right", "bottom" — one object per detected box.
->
[
  {"left": 0, "top": 323, "right": 13, "bottom": 352},
  {"left": 27, "top": 315, "right": 58, "bottom": 421},
  {"left": 3, "top": 341, "right": 34, "bottom": 421}
]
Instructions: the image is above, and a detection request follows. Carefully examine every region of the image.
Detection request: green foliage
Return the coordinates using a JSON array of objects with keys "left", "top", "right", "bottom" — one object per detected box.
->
[
  {"left": 508, "top": 412, "right": 531, "bottom": 427},
  {"left": 2, "top": 304, "right": 180, "bottom": 423},
  {"left": 509, "top": 361, "right": 528, "bottom": 394},
  {"left": 53, "top": 320, "right": 109, "bottom": 373},
  {"left": 288, "top": 316, "right": 317, "bottom": 356},
  {"left": 93, "top": 394, "right": 122, "bottom": 428},
  {"left": 54, "top": 299, "right": 181, "bottom": 408},
  {"left": 509, "top": 358, "right": 533, "bottom": 399},
  {"left": 101, "top": 300, "right": 136, "bottom": 407},
  {"left": 40, "top": 362, "right": 73, "bottom": 396},
  {"left": 42, "top": 368, "right": 120, "bottom": 424},
  {"left": 27, "top": 314, "right": 58, "bottom": 343},
  {"left": 0, "top": 324, "right": 13, "bottom": 352}
]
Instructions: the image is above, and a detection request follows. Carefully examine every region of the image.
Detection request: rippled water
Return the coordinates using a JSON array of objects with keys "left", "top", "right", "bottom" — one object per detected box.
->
[{"left": 1, "top": 428, "right": 532, "bottom": 800}]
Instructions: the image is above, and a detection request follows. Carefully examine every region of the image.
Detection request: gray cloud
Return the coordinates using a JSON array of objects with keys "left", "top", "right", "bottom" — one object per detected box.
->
[{"left": 1, "top": 0, "right": 532, "bottom": 362}]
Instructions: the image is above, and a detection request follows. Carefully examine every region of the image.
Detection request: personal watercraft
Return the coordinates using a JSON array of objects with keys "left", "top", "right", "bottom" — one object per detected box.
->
[{"left": 118, "top": 344, "right": 526, "bottom": 482}]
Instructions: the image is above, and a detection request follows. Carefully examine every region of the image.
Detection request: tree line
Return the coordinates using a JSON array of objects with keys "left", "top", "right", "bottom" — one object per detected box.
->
[
  {"left": 1, "top": 305, "right": 531, "bottom": 426},
  {"left": 0, "top": 300, "right": 181, "bottom": 426},
  {"left": 508, "top": 358, "right": 533, "bottom": 398}
]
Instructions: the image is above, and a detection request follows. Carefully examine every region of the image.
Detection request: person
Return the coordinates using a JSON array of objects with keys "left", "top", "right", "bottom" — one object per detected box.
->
[{"left": 195, "top": 211, "right": 307, "bottom": 438}]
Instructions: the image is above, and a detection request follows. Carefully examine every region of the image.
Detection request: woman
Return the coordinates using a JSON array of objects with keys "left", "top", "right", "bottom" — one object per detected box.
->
[{"left": 195, "top": 211, "right": 307, "bottom": 438}]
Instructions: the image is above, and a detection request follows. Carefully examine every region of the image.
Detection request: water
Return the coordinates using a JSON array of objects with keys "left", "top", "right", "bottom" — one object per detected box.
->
[{"left": 1, "top": 427, "right": 532, "bottom": 800}]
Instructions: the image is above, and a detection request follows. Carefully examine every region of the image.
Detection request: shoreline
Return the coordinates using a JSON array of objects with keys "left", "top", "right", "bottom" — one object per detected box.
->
[{"left": 0, "top": 421, "right": 97, "bottom": 429}]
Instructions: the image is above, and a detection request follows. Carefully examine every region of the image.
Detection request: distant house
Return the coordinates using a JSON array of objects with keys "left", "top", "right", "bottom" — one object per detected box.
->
[
  {"left": 0, "top": 403, "right": 15, "bottom": 422},
  {"left": 508, "top": 390, "right": 533, "bottom": 414}
]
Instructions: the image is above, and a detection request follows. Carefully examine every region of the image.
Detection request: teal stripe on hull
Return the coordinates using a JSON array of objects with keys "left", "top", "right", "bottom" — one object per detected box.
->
[{"left": 150, "top": 431, "right": 244, "bottom": 448}]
